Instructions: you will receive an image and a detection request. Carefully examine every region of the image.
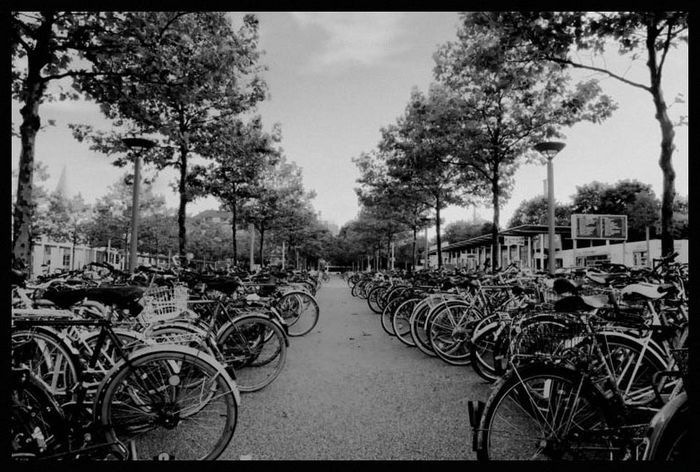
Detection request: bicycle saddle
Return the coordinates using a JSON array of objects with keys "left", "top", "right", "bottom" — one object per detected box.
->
[
  {"left": 621, "top": 282, "right": 673, "bottom": 300},
  {"left": 552, "top": 278, "right": 581, "bottom": 295},
  {"left": 43, "top": 285, "right": 145, "bottom": 309},
  {"left": 554, "top": 294, "right": 607, "bottom": 312},
  {"left": 586, "top": 271, "right": 628, "bottom": 285}
]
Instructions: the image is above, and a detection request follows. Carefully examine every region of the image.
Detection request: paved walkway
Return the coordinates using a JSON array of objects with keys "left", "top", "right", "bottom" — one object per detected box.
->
[{"left": 221, "top": 275, "right": 490, "bottom": 460}]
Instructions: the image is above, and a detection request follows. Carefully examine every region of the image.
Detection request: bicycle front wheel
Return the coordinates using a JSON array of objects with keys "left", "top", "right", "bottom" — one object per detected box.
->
[{"left": 95, "top": 345, "right": 239, "bottom": 461}]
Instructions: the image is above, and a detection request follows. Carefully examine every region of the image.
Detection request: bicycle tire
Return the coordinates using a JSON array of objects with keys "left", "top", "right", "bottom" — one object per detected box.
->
[
  {"left": 276, "top": 291, "right": 319, "bottom": 336},
  {"left": 95, "top": 345, "right": 239, "bottom": 461},
  {"left": 12, "top": 326, "right": 81, "bottom": 403},
  {"left": 476, "top": 362, "right": 617, "bottom": 460},
  {"left": 409, "top": 298, "right": 438, "bottom": 357},
  {"left": 426, "top": 300, "right": 481, "bottom": 366},
  {"left": 380, "top": 295, "right": 406, "bottom": 336},
  {"left": 392, "top": 298, "right": 420, "bottom": 347},
  {"left": 216, "top": 314, "right": 288, "bottom": 392}
]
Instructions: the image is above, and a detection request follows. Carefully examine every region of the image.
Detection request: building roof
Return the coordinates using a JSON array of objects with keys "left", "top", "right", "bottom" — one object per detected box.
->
[{"left": 429, "top": 224, "right": 572, "bottom": 255}]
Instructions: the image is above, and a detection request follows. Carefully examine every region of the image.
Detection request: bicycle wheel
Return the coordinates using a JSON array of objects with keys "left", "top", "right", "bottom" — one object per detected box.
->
[
  {"left": 276, "top": 291, "right": 319, "bottom": 336},
  {"left": 392, "top": 298, "right": 420, "bottom": 347},
  {"left": 594, "top": 332, "right": 669, "bottom": 408},
  {"left": 216, "top": 315, "right": 288, "bottom": 393},
  {"left": 366, "top": 286, "right": 384, "bottom": 314},
  {"left": 96, "top": 345, "right": 239, "bottom": 461},
  {"left": 476, "top": 362, "right": 617, "bottom": 460},
  {"left": 409, "top": 299, "right": 438, "bottom": 357},
  {"left": 381, "top": 296, "right": 406, "bottom": 336},
  {"left": 11, "top": 327, "right": 80, "bottom": 403},
  {"left": 426, "top": 301, "right": 480, "bottom": 366},
  {"left": 10, "top": 368, "right": 68, "bottom": 457},
  {"left": 468, "top": 315, "right": 503, "bottom": 382},
  {"left": 644, "top": 392, "right": 688, "bottom": 461}
]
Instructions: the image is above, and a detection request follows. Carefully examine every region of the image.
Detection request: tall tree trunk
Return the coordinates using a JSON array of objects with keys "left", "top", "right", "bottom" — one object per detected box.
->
[
  {"left": 13, "top": 14, "right": 54, "bottom": 266},
  {"left": 435, "top": 201, "right": 442, "bottom": 269},
  {"left": 646, "top": 19, "right": 676, "bottom": 257},
  {"left": 258, "top": 225, "right": 265, "bottom": 266},
  {"left": 230, "top": 200, "right": 237, "bottom": 262},
  {"left": 412, "top": 226, "right": 417, "bottom": 269},
  {"left": 491, "top": 175, "right": 500, "bottom": 273},
  {"left": 177, "top": 147, "right": 188, "bottom": 258}
]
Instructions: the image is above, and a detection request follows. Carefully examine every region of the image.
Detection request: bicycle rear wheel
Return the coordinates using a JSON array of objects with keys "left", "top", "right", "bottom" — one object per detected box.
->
[
  {"left": 476, "top": 363, "right": 616, "bottom": 460},
  {"left": 276, "top": 291, "right": 319, "bottom": 336},
  {"left": 96, "top": 345, "right": 239, "bottom": 461},
  {"left": 392, "top": 298, "right": 420, "bottom": 347},
  {"left": 216, "top": 315, "right": 288, "bottom": 392},
  {"left": 11, "top": 327, "right": 80, "bottom": 404},
  {"left": 426, "top": 301, "right": 480, "bottom": 366}
]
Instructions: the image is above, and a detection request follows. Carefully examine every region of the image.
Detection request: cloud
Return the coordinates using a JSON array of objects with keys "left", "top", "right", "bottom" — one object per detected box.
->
[{"left": 290, "top": 12, "right": 408, "bottom": 70}]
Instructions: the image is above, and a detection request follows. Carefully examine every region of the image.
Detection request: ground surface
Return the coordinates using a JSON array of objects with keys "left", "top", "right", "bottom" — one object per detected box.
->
[{"left": 220, "top": 274, "right": 491, "bottom": 460}]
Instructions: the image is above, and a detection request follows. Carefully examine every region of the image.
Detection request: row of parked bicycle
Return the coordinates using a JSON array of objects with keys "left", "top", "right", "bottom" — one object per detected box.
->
[
  {"left": 10, "top": 261, "right": 322, "bottom": 460},
  {"left": 346, "top": 253, "right": 688, "bottom": 461}
]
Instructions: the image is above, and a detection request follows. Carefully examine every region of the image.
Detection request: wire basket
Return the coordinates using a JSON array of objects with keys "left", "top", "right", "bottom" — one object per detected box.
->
[
  {"left": 510, "top": 318, "right": 591, "bottom": 363},
  {"left": 138, "top": 285, "right": 189, "bottom": 324}
]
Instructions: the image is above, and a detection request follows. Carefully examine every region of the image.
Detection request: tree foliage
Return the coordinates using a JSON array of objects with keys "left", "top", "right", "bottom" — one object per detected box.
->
[
  {"left": 11, "top": 11, "right": 135, "bottom": 264},
  {"left": 470, "top": 11, "right": 688, "bottom": 255},
  {"left": 508, "top": 196, "right": 573, "bottom": 228},
  {"left": 432, "top": 13, "right": 616, "bottom": 270},
  {"left": 71, "top": 12, "right": 267, "bottom": 257}
]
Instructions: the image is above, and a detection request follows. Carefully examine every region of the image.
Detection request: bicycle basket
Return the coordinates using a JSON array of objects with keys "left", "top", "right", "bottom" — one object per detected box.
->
[
  {"left": 138, "top": 285, "right": 189, "bottom": 324},
  {"left": 511, "top": 318, "right": 590, "bottom": 363}
]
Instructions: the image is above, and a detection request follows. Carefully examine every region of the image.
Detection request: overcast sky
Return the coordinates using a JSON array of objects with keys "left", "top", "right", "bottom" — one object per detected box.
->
[{"left": 11, "top": 12, "right": 689, "bottom": 237}]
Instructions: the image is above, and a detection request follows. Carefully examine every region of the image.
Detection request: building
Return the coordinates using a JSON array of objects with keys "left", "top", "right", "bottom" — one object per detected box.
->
[
  {"left": 428, "top": 224, "right": 688, "bottom": 270},
  {"left": 30, "top": 235, "right": 170, "bottom": 279}
]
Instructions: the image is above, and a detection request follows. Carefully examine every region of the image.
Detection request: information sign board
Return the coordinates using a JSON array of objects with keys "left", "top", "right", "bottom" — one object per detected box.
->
[
  {"left": 571, "top": 214, "right": 627, "bottom": 240},
  {"left": 503, "top": 236, "right": 525, "bottom": 246}
]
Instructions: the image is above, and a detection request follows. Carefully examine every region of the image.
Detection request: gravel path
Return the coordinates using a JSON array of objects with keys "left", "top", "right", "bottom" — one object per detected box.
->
[{"left": 220, "top": 275, "right": 491, "bottom": 460}]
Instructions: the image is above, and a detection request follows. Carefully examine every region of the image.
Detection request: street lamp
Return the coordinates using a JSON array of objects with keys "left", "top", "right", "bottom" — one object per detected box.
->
[
  {"left": 534, "top": 141, "right": 566, "bottom": 275},
  {"left": 122, "top": 137, "right": 156, "bottom": 272}
]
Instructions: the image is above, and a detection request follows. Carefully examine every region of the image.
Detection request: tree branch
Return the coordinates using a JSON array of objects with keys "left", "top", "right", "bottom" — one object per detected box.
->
[{"left": 543, "top": 55, "right": 652, "bottom": 93}]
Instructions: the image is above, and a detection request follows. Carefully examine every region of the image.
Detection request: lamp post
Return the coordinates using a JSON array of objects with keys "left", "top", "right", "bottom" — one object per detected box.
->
[
  {"left": 534, "top": 141, "right": 566, "bottom": 275},
  {"left": 122, "top": 137, "right": 156, "bottom": 272}
]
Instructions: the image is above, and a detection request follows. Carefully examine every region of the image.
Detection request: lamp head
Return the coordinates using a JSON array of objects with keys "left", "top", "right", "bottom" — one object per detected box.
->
[
  {"left": 534, "top": 141, "right": 566, "bottom": 160},
  {"left": 122, "top": 137, "right": 156, "bottom": 151}
]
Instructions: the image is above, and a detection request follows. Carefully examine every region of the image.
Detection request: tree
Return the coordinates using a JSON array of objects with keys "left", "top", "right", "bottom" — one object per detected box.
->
[
  {"left": 380, "top": 86, "right": 471, "bottom": 268},
  {"left": 11, "top": 11, "right": 137, "bottom": 264},
  {"left": 354, "top": 150, "right": 431, "bottom": 269},
  {"left": 508, "top": 196, "right": 573, "bottom": 228},
  {"left": 474, "top": 11, "right": 688, "bottom": 256},
  {"left": 199, "top": 116, "right": 281, "bottom": 261},
  {"left": 239, "top": 157, "right": 310, "bottom": 266},
  {"left": 82, "top": 175, "right": 177, "bottom": 258},
  {"left": 443, "top": 219, "right": 494, "bottom": 244},
  {"left": 12, "top": 160, "right": 51, "bottom": 243},
  {"left": 72, "top": 12, "right": 267, "bottom": 258},
  {"left": 571, "top": 179, "right": 660, "bottom": 241},
  {"left": 433, "top": 13, "right": 616, "bottom": 271}
]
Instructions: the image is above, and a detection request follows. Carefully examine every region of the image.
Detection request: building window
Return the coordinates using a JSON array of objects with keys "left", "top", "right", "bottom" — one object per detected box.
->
[
  {"left": 633, "top": 251, "right": 648, "bottom": 267},
  {"left": 584, "top": 254, "right": 610, "bottom": 267},
  {"left": 62, "top": 249, "right": 71, "bottom": 268}
]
